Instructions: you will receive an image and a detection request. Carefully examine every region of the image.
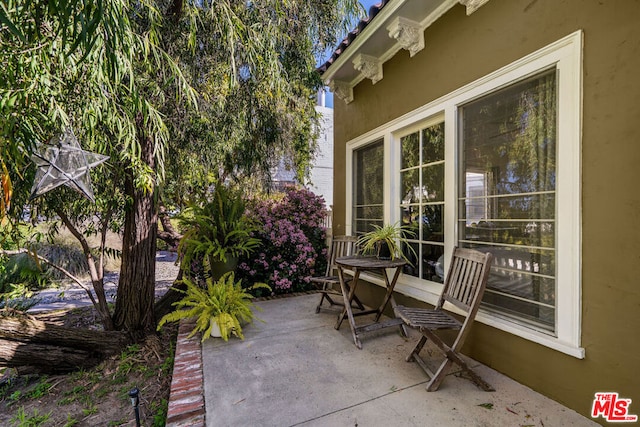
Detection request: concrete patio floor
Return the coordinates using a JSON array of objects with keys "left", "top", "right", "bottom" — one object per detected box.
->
[{"left": 202, "top": 293, "right": 597, "bottom": 427}]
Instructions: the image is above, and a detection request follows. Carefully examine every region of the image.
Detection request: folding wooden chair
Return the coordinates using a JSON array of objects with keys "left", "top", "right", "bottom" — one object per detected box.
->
[
  {"left": 313, "top": 235, "right": 365, "bottom": 313},
  {"left": 395, "top": 247, "right": 494, "bottom": 392}
]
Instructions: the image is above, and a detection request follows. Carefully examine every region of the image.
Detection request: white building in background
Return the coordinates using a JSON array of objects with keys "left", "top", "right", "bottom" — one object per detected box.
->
[
  {"left": 307, "top": 90, "right": 334, "bottom": 208},
  {"left": 272, "top": 89, "right": 334, "bottom": 209}
]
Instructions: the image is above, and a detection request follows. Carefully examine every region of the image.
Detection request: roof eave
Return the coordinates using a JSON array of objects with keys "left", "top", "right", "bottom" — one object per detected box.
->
[{"left": 321, "top": 0, "right": 492, "bottom": 104}]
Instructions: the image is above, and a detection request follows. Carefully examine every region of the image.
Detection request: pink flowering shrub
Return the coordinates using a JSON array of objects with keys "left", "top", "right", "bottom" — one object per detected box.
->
[{"left": 238, "top": 186, "right": 328, "bottom": 295}]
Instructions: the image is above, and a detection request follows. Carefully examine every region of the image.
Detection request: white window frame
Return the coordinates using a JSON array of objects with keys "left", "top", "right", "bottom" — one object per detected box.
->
[{"left": 344, "top": 31, "right": 583, "bottom": 358}]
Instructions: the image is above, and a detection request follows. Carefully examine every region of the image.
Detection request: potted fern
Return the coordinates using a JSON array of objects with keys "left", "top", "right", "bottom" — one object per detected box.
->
[
  {"left": 178, "top": 184, "right": 261, "bottom": 281},
  {"left": 357, "top": 223, "right": 416, "bottom": 261},
  {"left": 157, "top": 272, "right": 271, "bottom": 341}
]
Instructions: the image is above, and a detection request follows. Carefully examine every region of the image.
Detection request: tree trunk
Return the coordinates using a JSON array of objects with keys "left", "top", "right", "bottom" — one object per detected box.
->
[
  {"left": 0, "top": 316, "right": 129, "bottom": 374},
  {"left": 113, "top": 130, "right": 158, "bottom": 337},
  {"left": 55, "top": 208, "right": 115, "bottom": 330}
]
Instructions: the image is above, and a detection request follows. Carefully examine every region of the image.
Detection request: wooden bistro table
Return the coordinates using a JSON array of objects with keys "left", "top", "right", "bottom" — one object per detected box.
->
[{"left": 335, "top": 255, "right": 408, "bottom": 349}]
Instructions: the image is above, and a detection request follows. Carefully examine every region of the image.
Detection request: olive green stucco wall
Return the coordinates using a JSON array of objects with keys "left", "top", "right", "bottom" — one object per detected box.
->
[{"left": 332, "top": 0, "right": 640, "bottom": 419}]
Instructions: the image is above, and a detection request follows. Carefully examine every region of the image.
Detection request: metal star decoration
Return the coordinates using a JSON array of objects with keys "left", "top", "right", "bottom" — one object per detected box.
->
[{"left": 30, "top": 128, "right": 109, "bottom": 202}]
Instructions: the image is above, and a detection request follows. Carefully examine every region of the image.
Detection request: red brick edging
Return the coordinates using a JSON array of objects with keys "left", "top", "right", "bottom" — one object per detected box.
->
[{"left": 166, "top": 319, "right": 205, "bottom": 426}]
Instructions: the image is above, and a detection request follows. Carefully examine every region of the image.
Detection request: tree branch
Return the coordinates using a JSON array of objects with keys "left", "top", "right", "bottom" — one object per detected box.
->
[
  {"left": 0, "top": 248, "right": 97, "bottom": 307},
  {"left": 98, "top": 205, "right": 115, "bottom": 280},
  {"left": 52, "top": 207, "right": 115, "bottom": 330},
  {"left": 158, "top": 203, "right": 182, "bottom": 249}
]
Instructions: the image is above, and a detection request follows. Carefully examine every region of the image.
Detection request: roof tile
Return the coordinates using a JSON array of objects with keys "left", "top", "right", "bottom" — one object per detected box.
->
[{"left": 317, "top": 0, "right": 391, "bottom": 74}]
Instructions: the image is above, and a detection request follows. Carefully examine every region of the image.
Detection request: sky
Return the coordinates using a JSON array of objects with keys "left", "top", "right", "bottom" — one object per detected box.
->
[
  {"left": 321, "top": 0, "right": 379, "bottom": 108},
  {"left": 360, "top": 0, "right": 380, "bottom": 15}
]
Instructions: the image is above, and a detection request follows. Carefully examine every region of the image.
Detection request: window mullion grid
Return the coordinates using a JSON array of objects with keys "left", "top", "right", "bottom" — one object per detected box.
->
[{"left": 418, "top": 130, "right": 424, "bottom": 278}]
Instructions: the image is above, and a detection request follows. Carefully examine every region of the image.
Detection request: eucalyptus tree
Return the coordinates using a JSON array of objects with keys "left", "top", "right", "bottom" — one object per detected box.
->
[
  {"left": 158, "top": 0, "right": 362, "bottom": 201},
  {"left": 115, "top": 0, "right": 362, "bottom": 334},
  {"left": 1, "top": 0, "right": 361, "bottom": 339},
  {"left": 0, "top": 0, "right": 195, "bottom": 335}
]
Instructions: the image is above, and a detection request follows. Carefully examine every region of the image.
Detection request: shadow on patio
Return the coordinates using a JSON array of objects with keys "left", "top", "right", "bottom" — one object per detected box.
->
[{"left": 195, "top": 293, "right": 595, "bottom": 426}]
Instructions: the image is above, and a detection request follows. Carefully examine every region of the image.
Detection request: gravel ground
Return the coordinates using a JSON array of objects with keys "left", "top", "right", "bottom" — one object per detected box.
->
[{"left": 25, "top": 251, "right": 181, "bottom": 313}]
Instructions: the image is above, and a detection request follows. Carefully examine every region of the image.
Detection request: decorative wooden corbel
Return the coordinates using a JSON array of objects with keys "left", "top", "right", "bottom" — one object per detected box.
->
[
  {"left": 353, "top": 54, "right": 383, "bottom": 85},
  {"left": 329, "top": 80, "right": 354, "bottom": 104},
  {"left": 387, "top": 17, "right": 424, "bottom": 57}
]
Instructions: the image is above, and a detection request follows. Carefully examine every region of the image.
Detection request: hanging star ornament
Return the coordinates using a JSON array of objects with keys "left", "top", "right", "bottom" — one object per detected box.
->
[{"left": 30, "top": 128, "right": 109, "bottom": 203}]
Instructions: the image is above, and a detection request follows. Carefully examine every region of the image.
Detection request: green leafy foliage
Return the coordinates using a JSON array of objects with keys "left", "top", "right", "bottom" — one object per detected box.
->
[
  {"left": 157, "top": 272, "right": 270, "bottom": 342},
  {"left": 63, "top": 414, "right": 79, "bottom": 427},
  {"left": 151, "top": 398, "right": 168, "bottom": 427},
  {"left": 238, "top": 186, "right": 328, "bottom": 294},
  {"left": 9, "top": 406, "right": 52, "bottom": 426},
  {"left": 0, "top": 253, "right": 47, "bottom": 289},
  {"left": 178, "top": 184, "right": 261, "bottom": 279},
  {"left": 159, "top": 0, "right": 363, "bottom": 204},
  {"left": 25, "top": 377, "right": 52, "bottom": 400},
  {"left": 0, "top": 0, "right": 181, "bottom": 332},
  {"left": 357, "top": 223, "right": 417, "bottom": 262},
  {"left": 1, "top": 0, "right": 362, "bottom": 335}
]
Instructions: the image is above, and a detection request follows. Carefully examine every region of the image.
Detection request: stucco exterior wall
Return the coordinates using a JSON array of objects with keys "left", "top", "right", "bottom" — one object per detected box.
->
[{"left": 332, "top": 0, "right": 640, "bottom": 419}]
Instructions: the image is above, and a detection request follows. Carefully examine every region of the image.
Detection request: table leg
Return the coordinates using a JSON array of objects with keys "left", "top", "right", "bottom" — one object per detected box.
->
[
  {"left": 373, "top": 267, "right": 401, "bottom": 321},
  {"left": 373, "top": 267, "right": 408, "bottom": 337},
  {"left": 335, "top": 266, "right": 348, "bottom": 329},
  {"left": 335, "top": 267, "right": 362, "bottom": 349}
]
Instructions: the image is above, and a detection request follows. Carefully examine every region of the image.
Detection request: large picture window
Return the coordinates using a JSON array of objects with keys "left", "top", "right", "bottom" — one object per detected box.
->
[
  {"left": 459, "top": 70, "right": 557, "bottom": 332},
  {"left": 400, "top": 122, "right": 445, "bottom": 282},
  {"left": 353, "top": 140, "right": 384, "bottom": 235},
  {"left": 345, "top": 32, "right": 582, "bottom": 356}
]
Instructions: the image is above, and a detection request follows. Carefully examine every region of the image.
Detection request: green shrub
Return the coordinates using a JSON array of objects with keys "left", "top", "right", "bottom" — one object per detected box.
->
[
  {"left": 178, "top": 184, "right": 261, "bottom": 282},
  {"left": 0, "top": 253, "right": 49, "bottom": 292}
]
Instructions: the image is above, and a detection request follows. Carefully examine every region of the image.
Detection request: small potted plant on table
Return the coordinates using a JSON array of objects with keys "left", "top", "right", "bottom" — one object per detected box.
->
[{"left": 357, "top": 223, "right": 416, "bottom": 261}]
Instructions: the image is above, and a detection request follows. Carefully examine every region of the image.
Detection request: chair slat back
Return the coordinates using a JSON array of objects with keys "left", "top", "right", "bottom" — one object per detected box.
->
[
  {"left": 325, "top": 235, "right": 359, "bottom": 276},
  {"left": 438, "top": 247, "right": 493, "bottom": 314}
]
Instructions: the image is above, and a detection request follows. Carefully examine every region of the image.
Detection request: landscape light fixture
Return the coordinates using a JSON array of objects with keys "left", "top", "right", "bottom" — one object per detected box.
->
[{"left": 129, "top": 387, "right": 141, "bottom": 427}]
